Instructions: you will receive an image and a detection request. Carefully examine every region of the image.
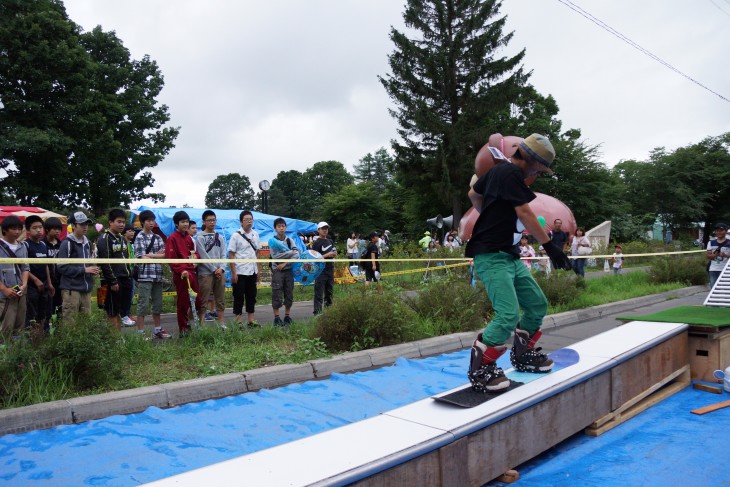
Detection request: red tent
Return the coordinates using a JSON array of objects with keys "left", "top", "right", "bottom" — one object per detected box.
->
[{"left": 0, "top": 206, "right": 68, "bottom": 239}]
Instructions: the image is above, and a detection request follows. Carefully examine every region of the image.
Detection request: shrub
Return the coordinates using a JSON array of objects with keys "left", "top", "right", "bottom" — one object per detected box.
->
[
  {"left": 534, "top": 270, "right": 586, "bottom": 305},
  {"left": 405, "top": 275, "right": 491, "bottom": 334},
  {"left": 313, "top": 289, "right": 418, "bottom": 351},
  {"left": 648, "top": 255, "right": 707, "bottom": 286},
  {"left": 41, "top": 311, "right": 124, "bottom": 390}
]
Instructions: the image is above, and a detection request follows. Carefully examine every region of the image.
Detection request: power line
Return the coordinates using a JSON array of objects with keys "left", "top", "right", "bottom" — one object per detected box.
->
[
  {"left": 556, "top": 0, "right": 729, "bottom": 103},
  {"left": 708, "top": 0, "right": 730, "bottom": 18}
]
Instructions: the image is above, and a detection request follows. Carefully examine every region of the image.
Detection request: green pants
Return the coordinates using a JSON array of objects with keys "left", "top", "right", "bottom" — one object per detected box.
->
[{"left": 474, "top": 252, "right": 548, "bottom": 346}]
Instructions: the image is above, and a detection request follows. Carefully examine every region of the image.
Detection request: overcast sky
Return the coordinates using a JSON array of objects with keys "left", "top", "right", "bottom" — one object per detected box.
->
[{"left": 62, "top": 0, "right": 730, "bottom": 209}]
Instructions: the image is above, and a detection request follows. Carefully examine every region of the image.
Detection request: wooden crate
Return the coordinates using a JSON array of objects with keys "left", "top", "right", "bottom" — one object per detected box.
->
[{"left": 688, "top": 325, "right": 730, "bottom": 382}]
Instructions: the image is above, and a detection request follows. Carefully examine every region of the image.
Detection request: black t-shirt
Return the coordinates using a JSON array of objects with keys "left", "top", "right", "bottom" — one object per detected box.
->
[
  {"left": 312, "top": 237, "right": 335, "bottom": 270},
  {"left": 365, "top": 242, "right": 380, "bottom": 271},
  {"left": 43, "top": 238, "right": 61, "bottom": 285},
  {"left": 465, "top": 163, "right": 535, "bottom": 258},
  {"left": 24, "top": 239, "right": 50, "bottom": 285},
  {"left": 550, "top": 230, "right": 570, "bottom": 251}
]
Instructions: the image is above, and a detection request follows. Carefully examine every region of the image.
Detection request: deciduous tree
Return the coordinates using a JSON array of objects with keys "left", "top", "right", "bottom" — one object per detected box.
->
[{"left": 204, "top": 173, "right": 256, "bottom": 209}]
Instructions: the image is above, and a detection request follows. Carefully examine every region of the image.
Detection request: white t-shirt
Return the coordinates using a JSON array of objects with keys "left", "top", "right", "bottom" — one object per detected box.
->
[
  {"left": 707, "top": 239, "right": 730, "bottom": 272},
  {"left": 346, "top": 238, "right": 359, "bottom": 255},
  {"left": 227, "top": 228, "right": 260, "bottom": 276},
  {"left": 571, "top": 235, "right": 590, "bottom": 256}
]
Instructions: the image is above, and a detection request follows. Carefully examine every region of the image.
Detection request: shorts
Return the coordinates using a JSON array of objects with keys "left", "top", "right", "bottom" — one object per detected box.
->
[
  {"left": 365, "top": 267, "right": 380, "bottom": 282},
  {"left": 61, "top": 289, "right": 92, "bottom": 320},
  {"left": 104, "top": 278, "right": 132, "bottom": 318},
  {"left": 136, "top": 281, "right": 163, "bottom": 316},
  {"left": 198, "top": 273, "right": 225, "bottom": 312}
]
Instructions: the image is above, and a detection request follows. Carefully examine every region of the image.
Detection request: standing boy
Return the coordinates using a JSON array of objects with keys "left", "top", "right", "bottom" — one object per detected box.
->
[
  {"left": 23, "top": 215, "right": 53, "bottom": 331},
  {"left": 312, "top": 221, "right": 336, "bottom": 315},
  {"left": 97, "top": 209, "right": 131, "bottom": 331},
  {"left": 0, "top": 216, "right": 29, "bottom": 340},
  {"left": 165, "top": 211, "right": 202, "bottom": 334},
  {"left": 196, "top": 210, "right": 227, "bottom": 328},
  {"left": 363, "top": 231, "right": 381, "bottom": 289},
  {"left": 43, "top": 217, "right": 63, "bottom": 322},
  {"left": 56, "top": 212, "right": 99, "bottom": 320},
  {"left": 465, "top": 134, "right": 571, "bottom": 392},
  {"left": 268, "top": 217, "right": 299, "bottom": 325},
  {"left": 133, "top": 210, "right": 170, "bottom": 339},
  {"left": 228, "top": 210, "right": 261, "bottom": 326},
  {"left": 707, "top": 223, "right": 730, "bottom": 289},
  {"left": 549, "top": 219, "right": 570, "bottom": 253}
]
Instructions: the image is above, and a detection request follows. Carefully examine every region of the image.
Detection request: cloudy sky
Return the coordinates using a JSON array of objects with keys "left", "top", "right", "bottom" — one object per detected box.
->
[{"left": 62, "top": 0, "right": 730, "bottom": 209}]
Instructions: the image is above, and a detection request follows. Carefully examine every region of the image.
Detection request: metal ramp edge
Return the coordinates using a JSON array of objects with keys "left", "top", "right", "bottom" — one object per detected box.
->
[{"left": 704, "top": 258, "right": 730, "bottom": 307}]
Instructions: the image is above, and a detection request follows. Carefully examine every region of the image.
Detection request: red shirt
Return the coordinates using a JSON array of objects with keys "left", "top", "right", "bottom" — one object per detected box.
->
[{"left": 165, "top": 229, "right": 198, "bottom": 275}]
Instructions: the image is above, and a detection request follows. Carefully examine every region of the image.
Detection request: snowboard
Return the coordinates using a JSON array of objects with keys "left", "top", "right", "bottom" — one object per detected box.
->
[{"left": 432, "top": 348, "right": 580, "bottom": 408}]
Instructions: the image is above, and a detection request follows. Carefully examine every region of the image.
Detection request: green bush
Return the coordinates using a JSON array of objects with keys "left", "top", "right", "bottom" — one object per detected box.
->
[
  {"left": 534, "top": 270, "right": 586, "bottom": 305},
  {"left": 313, "top": 289, "right": 418, "bottom": 351},
  {"left": 41, "top": 311, "right": 124, "bottom": 390},
  {"left": 648, "top": 255, "right": 708, "bottom": 286},
  {"left": 404, "top": 275, "right": 491, "bottom": 334}
]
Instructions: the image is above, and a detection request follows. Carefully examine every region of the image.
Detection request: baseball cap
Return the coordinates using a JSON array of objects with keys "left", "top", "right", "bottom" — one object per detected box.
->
[
  {"left": 519, "top": 134, "right": 555, "bottom": 175},
  {"left": 68, "top": 211, "right": 93, "bottom": 225},
  {"left": 715, "top": 223, "right": 728, "bottom": 230},
  {"left": 317, "top": 221, "right": 329, "bottom": 229}
]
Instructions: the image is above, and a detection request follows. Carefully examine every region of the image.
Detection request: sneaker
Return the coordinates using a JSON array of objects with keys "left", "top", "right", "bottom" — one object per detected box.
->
[
  {"left": 219, "top": 323, "right": 228, "bottom": 331},
  {"left": 246, "top": 321, "right": 260, "bottom": 328},
  {"left": 154, "top": 328, "right": 172, "bottom": 340},
  {"left": 283, "top": 316, "right": 293, "bottom": 325},
  {"left": 121, "top": 316, "right": 136, "bottom": 327},
  {"left": 468, "top": 336, "right": 510, "bottom": 392},
  {"left": 273, "top": 316, "right": 284, "bottom": 326},
  {"left": 510, "top": 329, "right": 554, "bottom": 373},
  {"left": 204, "top": 312, "right": 215, "bottom": 322}
]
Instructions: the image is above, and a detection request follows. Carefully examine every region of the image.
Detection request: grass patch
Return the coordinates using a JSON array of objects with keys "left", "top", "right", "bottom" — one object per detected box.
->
[{"left": 1, "top": 257, "right": 700, "bottom": 409}]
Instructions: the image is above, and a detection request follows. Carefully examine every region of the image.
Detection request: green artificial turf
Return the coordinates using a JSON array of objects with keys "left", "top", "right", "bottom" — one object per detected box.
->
[{"left": 617, "top": 305, "right": 730, "bottom": 327}]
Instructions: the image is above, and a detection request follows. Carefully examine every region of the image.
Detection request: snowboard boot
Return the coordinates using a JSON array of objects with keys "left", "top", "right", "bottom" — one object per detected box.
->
[
  {"left": 510, "top": 329, "right": 554, "bottom": 373},
  {"left": 468, "top": 334, "right": 511, "bottom": 392}
]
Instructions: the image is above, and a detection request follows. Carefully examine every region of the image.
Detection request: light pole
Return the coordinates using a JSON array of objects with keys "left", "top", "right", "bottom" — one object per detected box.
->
[{"left": 258, "top": 180, "right": 270, "bottom": 214}]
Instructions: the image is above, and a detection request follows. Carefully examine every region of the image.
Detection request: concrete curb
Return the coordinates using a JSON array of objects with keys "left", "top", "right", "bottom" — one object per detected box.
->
[{"left": 0, "top": 286, "right": 707, "bottom": 436}]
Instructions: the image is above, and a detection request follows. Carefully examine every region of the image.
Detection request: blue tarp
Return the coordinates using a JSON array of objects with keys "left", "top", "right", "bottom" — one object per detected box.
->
[{"left": 133, "top": 207, "right": 317, "bottom": 253}]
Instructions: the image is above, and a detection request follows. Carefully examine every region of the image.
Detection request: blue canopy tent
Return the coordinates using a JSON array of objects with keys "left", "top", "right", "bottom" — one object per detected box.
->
[{"left": 132, "top": 207, "right": 316, "bottom": 252}]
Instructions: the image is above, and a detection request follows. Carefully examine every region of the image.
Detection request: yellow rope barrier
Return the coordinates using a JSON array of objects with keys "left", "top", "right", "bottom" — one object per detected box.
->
[{"left": 0, "top": 249, "right": 706, "bottom": 265}]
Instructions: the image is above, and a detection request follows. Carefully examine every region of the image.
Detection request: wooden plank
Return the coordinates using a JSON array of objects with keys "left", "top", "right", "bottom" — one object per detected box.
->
[
  {"left": 691, "top": 399, "right": 730, "bottom": 415},
  {"left": 591, "top": 366, "right": 689, "bottom": 429},
  {"left": 585, "top": 379, "right": 689, "bottom": 437},
  {"left": 692, "top": 383, "right": 723, "bottom": 394}
]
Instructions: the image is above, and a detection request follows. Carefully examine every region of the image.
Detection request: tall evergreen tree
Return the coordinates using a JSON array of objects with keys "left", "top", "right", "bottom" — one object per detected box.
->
[
  {"left": 380, "top": 0, "right": 530, "bottom": 225},
  {"left": 353, "top": 147, "right": 395, "bottom": 192}
]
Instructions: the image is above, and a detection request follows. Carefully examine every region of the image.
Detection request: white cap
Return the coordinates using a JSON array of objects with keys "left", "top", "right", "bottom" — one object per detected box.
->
[{"left": 317, "top": 221, "right": 329, "bottom": 229}]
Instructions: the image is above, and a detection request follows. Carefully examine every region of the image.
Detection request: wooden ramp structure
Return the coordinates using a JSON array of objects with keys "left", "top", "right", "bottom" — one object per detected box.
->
[{"left": 148, "top": 321, "right": 688, "bottom": 487}]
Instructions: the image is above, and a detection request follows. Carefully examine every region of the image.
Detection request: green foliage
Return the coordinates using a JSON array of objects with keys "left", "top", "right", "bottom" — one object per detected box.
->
[
  {"left": 380, "top": 0, "right": 565, "bottom": 226},
  {"left": 298, "top": 161, "right": 355, "bottom": 221},
  {"left": 353, "top": 148, "right": 395, "bottom": 192},
  {"left": 534, "top": 270, "right": 586, "bottom": 306},
  {"left": 313, "top": 289, "right": 418, "bottom": 351},
  {"left": 648, "top": 255, "right": 708, "bottom": 286},
  {"left": 42, "top": 311, "right": 125, "bottom": 389},
  {"left": 404, "top": 276, "right": 491, "bottom": 334},
  {"left": 0, "top": 2, "right": 177, "bottom": 215},
  {"left": 205, "top": 173, "right": 256, "bottom": 209},
  {"left": 321, "top": 182, "right": 395, "bottom": 236}
]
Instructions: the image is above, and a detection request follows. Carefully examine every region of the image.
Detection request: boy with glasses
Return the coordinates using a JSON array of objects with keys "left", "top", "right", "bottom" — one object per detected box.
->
[
  {"left": 196, "top": 210, "right": 227, "bottom": 328},
  {"left": 228, "top": 211, "right": 261, "bottom": 326}
]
